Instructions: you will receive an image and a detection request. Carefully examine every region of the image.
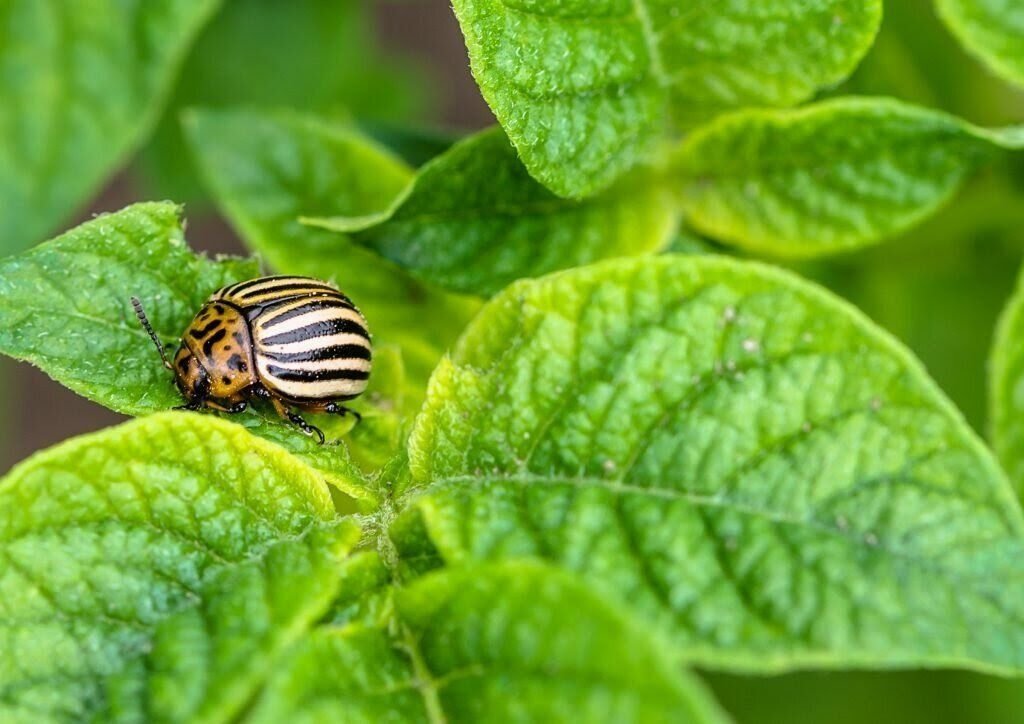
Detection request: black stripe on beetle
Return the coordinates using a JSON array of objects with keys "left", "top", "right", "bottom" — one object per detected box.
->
[
  {"left": 262, "top": 343, "right": 371, "bottom": 363},
  {"left": 265, "top": 364, "right": 371, "bottom": 382},
  {"left": 236, "top": 282, "right": 341, "bottom": 299},
  {"left": 261, "top": 317, "right": 370, "bottom": 345},
  {"left": 224, "top": 275, "right": 303, "bottom": 295},
  {"left": 261, "top": 299, "right": 357, "bottom": 328}
]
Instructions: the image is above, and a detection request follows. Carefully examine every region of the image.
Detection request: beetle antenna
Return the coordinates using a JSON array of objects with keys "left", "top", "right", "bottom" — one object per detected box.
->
[{"left": 131, "top": 297, "right": 173, "bottom": 370}]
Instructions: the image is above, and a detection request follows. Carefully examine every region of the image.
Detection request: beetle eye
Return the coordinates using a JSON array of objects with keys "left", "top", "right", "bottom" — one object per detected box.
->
[
  {"left": 173, "top": 348, "right": 208, "bottom": 401},
  {"left": 173, "top": 346, "right": 191, "bottom": 375}
]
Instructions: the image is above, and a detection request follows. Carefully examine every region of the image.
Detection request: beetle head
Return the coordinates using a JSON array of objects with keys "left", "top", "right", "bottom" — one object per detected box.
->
[{"left": 173, "top": 344, "right": 210, "bottom": 405}]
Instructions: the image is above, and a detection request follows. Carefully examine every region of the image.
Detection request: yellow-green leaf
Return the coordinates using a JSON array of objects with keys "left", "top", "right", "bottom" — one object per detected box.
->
[
  {"left": 398, "top": 256, "right": 1024, "bottom": 673},
  {"left": 0, "top": 413, "right": 358, "bottom": 723},
  {"left": 675, "top": 98, "right": 1024, "bottom": 257},
  {"left": 248, "top": 561, "right": 728, "bottom": 724}
]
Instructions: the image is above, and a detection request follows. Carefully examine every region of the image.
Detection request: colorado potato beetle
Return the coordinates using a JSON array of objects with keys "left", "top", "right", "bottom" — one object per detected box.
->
[{"left": 132, "top": 275, "right": 371, "bottom": 443}]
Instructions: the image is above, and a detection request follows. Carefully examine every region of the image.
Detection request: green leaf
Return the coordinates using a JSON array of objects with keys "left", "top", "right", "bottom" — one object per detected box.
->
[
  {"left": 451, "top": 0, "right": 882, "bottom": 198},
  {"left": 704, "top": 667, "right": 1024, "bottom": 724},
  {"left": 937, "top": 0, "right": 1024, "bottom": 89},
  {"left": 184, "top": 107, "right": 480, "bottom": 386},
  {"left": 320, "top": 551, "right": 395, "bottom": 629},
  {"left": 343, "top": 345, "right": 416, "bottom": 474},
  {"left": 0, "top": 0, "right": 220, "bottom": 255},
  {"left": 674, "top": 97, "right": 1024, "bottom": 257},
  {"left": 0, "top": 202, "right": 375, "bottom": 492},
  {"left": 305, "top": 126, "right": 678, "bottom": 297},
  {"left": 838, "top": 0, "right": 1003, "bottom": 118},
  {"left": 810, "top": 171, "right": 1024, "bottom": 431},
  {"left": 990, "top": 265, "right": 1024, "bottom": 496},
  {"left": 358, "top": 122, "right": 460, "bottom": 168},
  {"left": 105, "top": 526, "right": 358, "bottom": 724},
  {"left": 137, "top": 0, "right": 427, "bottom": 204},
  {"left": 397, "top": 256, "right": 1024, "bottom": 673},
  {"left": 0, "top": 203, "right": 254, "bottom": 415},
  {"left": 0, "top": 412, "right": 358, "bottom": 723},
  {"left": 249, "top": 561, "right": 727, "bottom": 724}
]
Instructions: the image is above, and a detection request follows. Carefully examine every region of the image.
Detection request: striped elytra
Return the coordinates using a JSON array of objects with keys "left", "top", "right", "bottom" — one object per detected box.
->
[{"left": 132, "top": 275, "right": 370, "bottom": 443}]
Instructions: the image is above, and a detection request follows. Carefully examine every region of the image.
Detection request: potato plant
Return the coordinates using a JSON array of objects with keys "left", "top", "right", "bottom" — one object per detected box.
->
[{"left": 1, "top": 1, "right": 1024, "bottom": 722}]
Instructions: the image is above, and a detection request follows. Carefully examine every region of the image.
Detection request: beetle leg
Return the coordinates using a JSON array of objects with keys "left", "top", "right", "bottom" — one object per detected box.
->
[
  {"left": 173, "top": 400, "right": 202, "bottom": 412},
  {"left": 287, "top": 411, "right": 325, "bottom": 445},
  {"left": 323, "top": 401, "right": 362, "bottom": 424},
  {"left": 268, "top": 395, "right": 325, "bottom": 443},
  {"left": 266, "top": 397, "right": 325, "bottom": 442},
  {"left": 268, "top": 395, "right": 290, "bottom": 418},
  {"left": 204, "top": 400, "right": 247, "bottom": 414}
]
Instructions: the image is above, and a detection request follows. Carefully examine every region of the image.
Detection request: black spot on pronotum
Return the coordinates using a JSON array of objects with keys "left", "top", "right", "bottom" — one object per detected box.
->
[
  {"left": 189, "top": 319, "right": 222, "bottom": 340},
  {"left": 202, "top": 328, "right": 227, "bottom": 356},
  {"left": 222, "top": 376, "right": 231, "bottom": 385},
  {"left": 226, "top": 354, "right": 246, "bottom": 372}
]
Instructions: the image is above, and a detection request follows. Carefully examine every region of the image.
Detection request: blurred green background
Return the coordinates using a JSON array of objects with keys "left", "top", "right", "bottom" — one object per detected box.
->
[{"left": 2, "top": 1, "right": 1023, "bottom": 721}]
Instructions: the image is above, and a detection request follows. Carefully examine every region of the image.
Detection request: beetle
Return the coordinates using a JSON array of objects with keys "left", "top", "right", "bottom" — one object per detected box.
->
[{"left": 132, "top": 275, "right": 370, "bottom": 443}]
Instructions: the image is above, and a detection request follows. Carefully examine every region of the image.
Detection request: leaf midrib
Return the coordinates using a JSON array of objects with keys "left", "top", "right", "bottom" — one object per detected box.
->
[
  {"left": 369, "top": 500, "right": 450, "bottom": 724},
  {"left": 416, "top": 473, "right": 1024, "bottom": 594},
  {"left": 630, "top": 0, "right": 668, "bottom": 86}
]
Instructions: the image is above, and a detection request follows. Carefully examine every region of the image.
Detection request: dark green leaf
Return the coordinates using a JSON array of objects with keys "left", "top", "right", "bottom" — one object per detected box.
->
[
  {"left": 137, "top": 0, "right": 427, "bottom": 203},
  {"left": 0, "top": 0, "right": 219, "bottom": 254},
  {"left": 937, "top": 0, "right": 1024, "bottom": 89},
  {"left": 306, "top": 126, "right": 678, "bottom": 296}
]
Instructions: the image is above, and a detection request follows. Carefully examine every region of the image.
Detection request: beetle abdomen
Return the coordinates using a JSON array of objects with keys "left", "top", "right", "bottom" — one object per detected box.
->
[{"left": 216, "top": 276, "right": 372, "bottom": 403}]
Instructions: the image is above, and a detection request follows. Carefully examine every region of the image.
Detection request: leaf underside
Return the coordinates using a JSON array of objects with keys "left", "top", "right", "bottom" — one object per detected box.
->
[
  {"left": 307, "top": 126, "right": 679, "bottom": 297},
  {"left": 674, "top": 97, "right": 1023, "bottom": 257}
]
